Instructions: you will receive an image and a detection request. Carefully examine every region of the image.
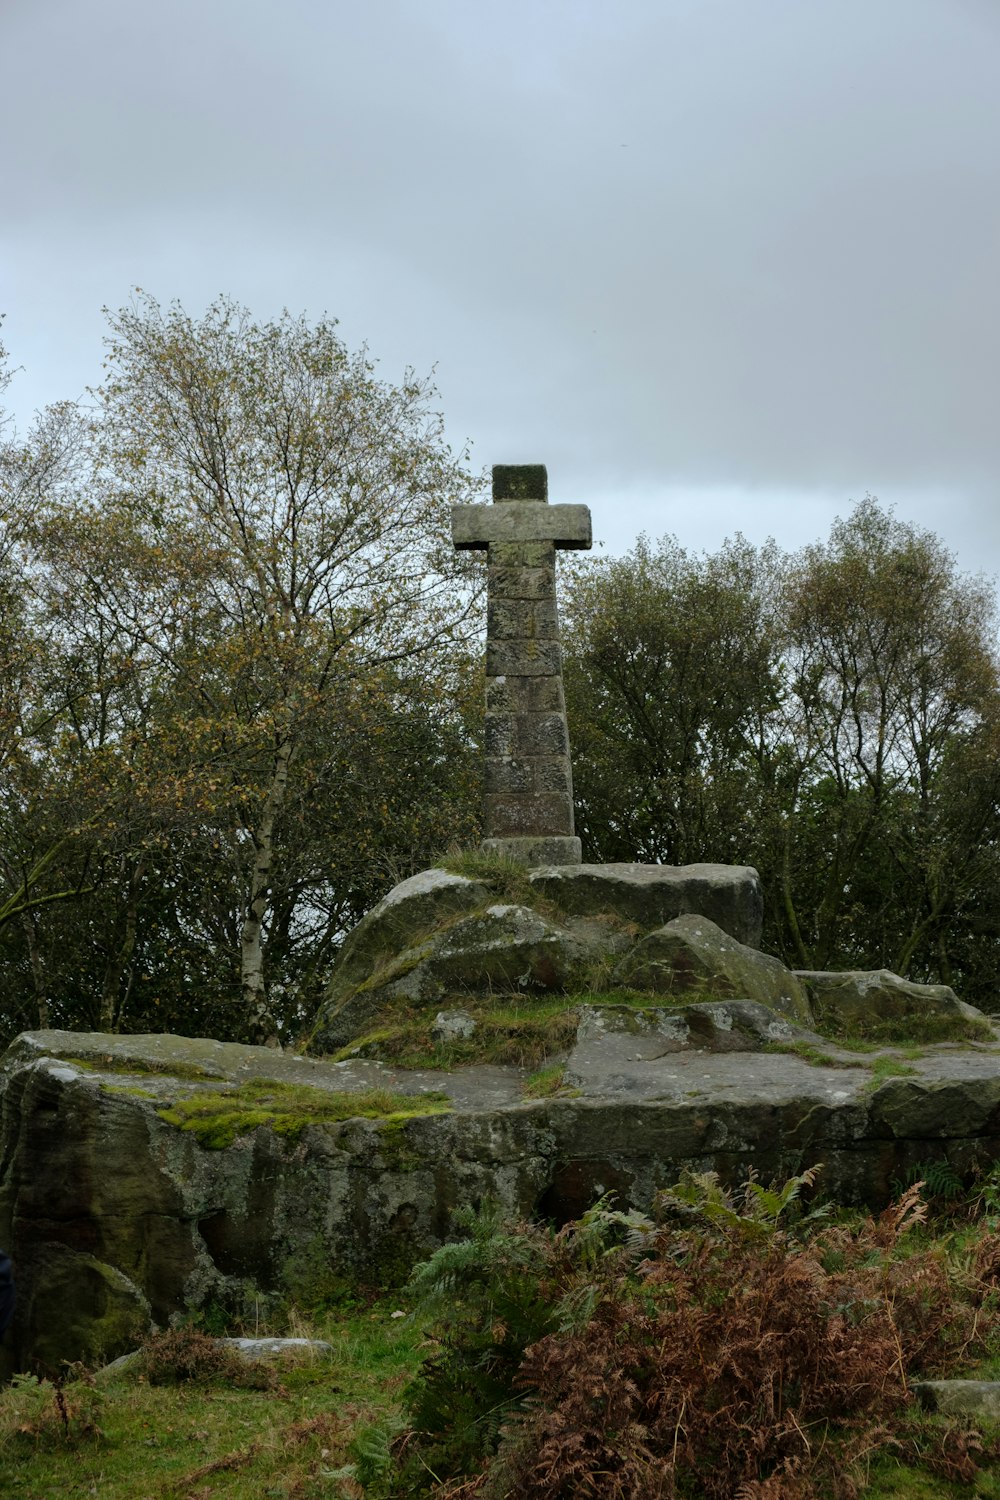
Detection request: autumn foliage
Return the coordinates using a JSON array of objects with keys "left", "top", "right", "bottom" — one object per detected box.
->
[{"left": 373, "top": 1175, "right": 1000, "bottom": 1498}]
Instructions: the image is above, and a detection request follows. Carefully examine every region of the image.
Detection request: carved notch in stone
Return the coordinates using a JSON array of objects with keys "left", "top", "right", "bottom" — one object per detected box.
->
[{"left": 451, "top": 464, "right": 592, "bottom": 866}]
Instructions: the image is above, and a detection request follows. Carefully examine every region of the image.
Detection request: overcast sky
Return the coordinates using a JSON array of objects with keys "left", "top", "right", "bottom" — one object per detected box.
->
[{"left": 2, "top": 0, "right": 998, "bottom": 578}]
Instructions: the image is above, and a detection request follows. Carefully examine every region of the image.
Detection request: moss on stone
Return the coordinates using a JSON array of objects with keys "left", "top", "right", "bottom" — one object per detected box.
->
[
  {"left": 522, "top": 1063, "right": 579, "bottom": 1099},
  {"left": 157, "top": 1078, "right": 450, "bottom": 1150},
  {"left": 815, "top": 1011, "right": 994, "bottom": 1048},
  {"left": 68, "top": 1055, "right": 219, "bottom": 1081},
  {"left": 100, "top": 1083, "right": 158, "bottom": 1100}
]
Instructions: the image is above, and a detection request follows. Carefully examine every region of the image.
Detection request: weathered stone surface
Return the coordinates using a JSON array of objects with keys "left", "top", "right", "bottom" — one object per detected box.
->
[
  {"left": 484, "top": 757, "right": 574, "bottom": 799},
  {"left": 315, "top": 901, "right": 592, "bottom": 1049},
  {"left": 488, "top": 540, "right": 558, "bottom": 569},
  {"left": 485, "top": 712, "right": 569, "bottom": 759},
  {"left": 384, "top": 904, "right": 589, "bottom": 1000},
  {"left": 487, "top": 597, "right": 559, "bottom": 640},
  {"left": 913, "top": 1380, "right": 1000, "bottom": 1419},
  {"left": 530, "top": 863, "right": 765, "bottom": 948},
  {"left": 0, "top": 1034, "right": 539, "bottom": 1373},
  {"left": 480, "top": 835, "right": 582, "bottom": 866},
  {"left": 431, "top": 1009, "right": 477, "bottom": 1043},
  {"left": 452, "top": 502, "right": 591, "bottom": 549},
  {"left": 486, "top": 673, "right": 564, "bottom": 714},
  {"left": 568, "top": 1000, "right": 816, "bottom": 1084},
  {"left": 486, "top": 638, "right": 563, "bottom": 677},
  {"left": 487, "top": 566, "right": 557, "bottom": 603},
  {"left": 484, "top": 789, "right": 574, "bottom": 836},
  {"left": 491, "top": 462, "right": 548, "bottom": 500},
  {"left": 795, "top": 969, "right": 984, "bottom": 1033},
  {"left": 5, "top": 1027, "right": 1000, "bottom": 1372},
  {"left": 614, "top": 914, "right": 812, "bottom": 1024},
  {"left": 328, "top": 868, "right": 490, "bottom": 998}
]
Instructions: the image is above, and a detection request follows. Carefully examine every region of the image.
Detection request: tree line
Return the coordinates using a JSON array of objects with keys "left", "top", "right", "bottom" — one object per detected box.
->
[{"left": 2, "top": 297, "right": 998, "bottom": 1049}]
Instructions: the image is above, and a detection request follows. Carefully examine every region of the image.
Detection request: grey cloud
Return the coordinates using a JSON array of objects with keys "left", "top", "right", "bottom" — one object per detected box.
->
[{"left": 1, "top": 0, "right": 998, "bottom": 571}]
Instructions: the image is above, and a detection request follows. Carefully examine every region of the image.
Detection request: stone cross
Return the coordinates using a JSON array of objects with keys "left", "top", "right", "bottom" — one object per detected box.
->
[{"left": 451, "top": 464, "right": 592, "bottom": 866}]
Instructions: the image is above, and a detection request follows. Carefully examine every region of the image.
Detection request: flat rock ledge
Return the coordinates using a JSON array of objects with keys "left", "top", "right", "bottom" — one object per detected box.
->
[{"left": 3, "top": 1024, "right": 1000, "bottom": 1374}]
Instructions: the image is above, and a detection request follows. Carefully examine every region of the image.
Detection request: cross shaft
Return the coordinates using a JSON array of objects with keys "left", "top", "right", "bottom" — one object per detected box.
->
[{"left": 451, "top": 464, "right": 592, "bottom": 866}]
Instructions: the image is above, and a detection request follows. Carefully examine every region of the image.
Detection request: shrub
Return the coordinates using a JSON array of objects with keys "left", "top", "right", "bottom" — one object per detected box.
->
[{"left": 379, "top": 1175, "right": 1000, "bottom": 1498}]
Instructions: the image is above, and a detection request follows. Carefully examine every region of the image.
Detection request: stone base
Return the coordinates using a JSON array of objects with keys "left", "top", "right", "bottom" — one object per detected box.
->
[{"left": 481, "top": 835, "right": 582, "bottom": 867}]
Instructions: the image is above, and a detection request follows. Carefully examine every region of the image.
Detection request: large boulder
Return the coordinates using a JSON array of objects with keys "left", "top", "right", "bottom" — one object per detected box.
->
[
  {"left": 330, "top": 868, "right": 491, "bottom": 995},
  {"left": 528, "top": 863, "right": 764, "bottom": 948},
  {"left": 795, "top": 969, "right": 990, "bottom": 1040},
  {"left": 311, "top": 861, "right": 766, "bottom": 1053},
  {"left": 613, "top": 914, "right": 812, "bottom": 1024},
  {"left": 313, "top": 904, "right": 595, "bottom": 1051}
]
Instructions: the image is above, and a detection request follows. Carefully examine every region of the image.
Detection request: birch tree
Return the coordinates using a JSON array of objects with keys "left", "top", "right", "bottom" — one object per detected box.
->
[{"left": 60, "top": 295, "right": 480, "bottom": 1041}]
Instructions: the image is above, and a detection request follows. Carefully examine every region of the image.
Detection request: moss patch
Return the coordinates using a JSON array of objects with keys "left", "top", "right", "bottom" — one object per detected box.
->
[
  {"left": 157, "top": 1078, "right": 450, "bottom": 1149},
  {"left": 814, "top": 1010, "right": 995, "bottom": 1048},
  {"left": 68, "top": 1055, "right": 220, "bottom": 1081},
  {"left": 522, "top": 1064, "right": 578, "bottom": 1099},
  {"left": 333, "top": 996, "right": 579, "bottom": 1072}
]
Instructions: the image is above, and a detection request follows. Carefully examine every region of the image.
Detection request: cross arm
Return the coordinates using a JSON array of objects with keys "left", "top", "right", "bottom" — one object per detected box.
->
[{"left": 451, "top": 503, "right": 592, "bottom": 551}]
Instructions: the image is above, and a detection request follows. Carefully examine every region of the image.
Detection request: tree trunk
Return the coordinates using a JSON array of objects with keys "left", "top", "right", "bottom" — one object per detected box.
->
[
  {"left": 19, "top": 908, "right": 50, "bottom": 1030},
  {"left": 241, "top": 736, "right": 294, "bottom": 1045},
  {"left": 99, "top": 859, "right": 144, "bottom": 1032}
]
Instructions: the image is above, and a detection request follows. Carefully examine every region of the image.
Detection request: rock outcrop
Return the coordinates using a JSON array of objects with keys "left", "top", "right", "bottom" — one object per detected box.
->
[
  {"left": 613, "top": 914, "right": 811, "bottom": 1024},
  {"left": 3, "top": 1012, "right": 1000, "bottom": 1374},
  {"left": 311, "top": 862, "right": 766, "bottom": 1052},
  {"left": 3, "top": 857, "right": 996, "bottom": 1375},
  {"left": 527, "top": 862, "right": 764, "bottom": 946}
]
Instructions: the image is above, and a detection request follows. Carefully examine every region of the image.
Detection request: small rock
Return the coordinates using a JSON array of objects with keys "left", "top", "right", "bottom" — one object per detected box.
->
[
  {"left": 431, "top": 1009, "right": 478, "bottom": 1043},
  {"left": 912, "top": 1379, "right": 1000, "bottom": 1420}
]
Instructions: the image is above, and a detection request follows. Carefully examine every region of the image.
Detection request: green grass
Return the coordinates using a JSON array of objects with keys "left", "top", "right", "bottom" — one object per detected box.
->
[
  {"left": 4, "top": 1199, "right": 1000, "bottom": 1498},
  {"left": 764, "top": 1039, "right": 862, "bottom": 1068},
  {"left": 522, "top": 1063, "right": 578, "bottom": 1098},
  {"left": 157, "top": 1079, "right": 451, "bottom": 1149},
  {"left": 869, "top": 1055, "right": 920, "bottom": 1081},
  {"left": 435, "top": 845, "right": 532, "bottom": 903},
  {"left": 334, "top": 995, "right": 581, "bottom": 1072},
  {"left": 0, "top": 1301, "right": 426, "bottom": 1500}
]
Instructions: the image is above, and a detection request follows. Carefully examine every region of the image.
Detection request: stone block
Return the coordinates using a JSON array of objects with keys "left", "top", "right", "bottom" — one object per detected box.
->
[
  {"left": 484, "top": 757, "right": 533, "bottom": 794},
  {"left": 481, "top": 835, "right": 582, "bottom": 866},
  {"left": 487, "top": 639, "right": 562, "bottom": 677},
  {"left": 487, "top": 597, "right": 559, "bottom": 641},
  {"left": 484, "top": 791, "right": 574, "bottom": 838},
  {"left": 488, "top": 541, "right": 557, "bottom": 569},
  {"left": 487, "top": 565, "right": 556, "bottom": 601},
  {"left": 484, "top": 713, "right": 516, "bottom": 757},
  {"left": 452, "top": 503, "right": 591, "bottom": 550},
  {"left": 529, "top": 863, "right": 765, "bottom": 948},
  {"left": 531, "top": 757, "right": 573, "bottom": 796},
  {"left": 485, "top": 675, "right": 566, "bottom": 714},
  {"left": 612, "top": 914, "right": 812, "bottom": 1025},
  {"left": 516, "top": 713, "right": 569, "bottom": 757},
  {"left": 492, "top": 463, "right": 547, "bottom": 501}
]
